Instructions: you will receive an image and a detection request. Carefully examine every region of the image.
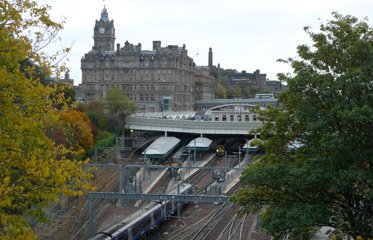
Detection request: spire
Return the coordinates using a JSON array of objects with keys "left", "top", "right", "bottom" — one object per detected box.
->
[{"left": 100, "top": 6, "right": 109, "bottom": 22}]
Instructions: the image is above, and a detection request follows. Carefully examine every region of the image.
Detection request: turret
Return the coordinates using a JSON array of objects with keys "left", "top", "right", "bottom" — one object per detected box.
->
[{"left": 93, "top": 6, "right": 116, "bottom": 52}]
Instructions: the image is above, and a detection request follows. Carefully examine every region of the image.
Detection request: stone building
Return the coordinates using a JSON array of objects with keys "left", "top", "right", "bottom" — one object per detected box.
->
[
  {"left": 265, "top": 79, "right": 287, "bottom": 93},
  {"left": 79, "top": 7, "right": 215, "bottom": 112},
  {"left": 230, "top": 70, "right": 267, "bottom": 92}
]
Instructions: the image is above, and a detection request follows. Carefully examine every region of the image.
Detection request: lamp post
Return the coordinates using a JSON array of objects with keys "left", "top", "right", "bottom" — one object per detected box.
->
[
  {"left": 193, "top": 139, "right": 196, "bottom": 163},
  {"left": 238, "top": 146, "right": 241, "bottom": 169}
]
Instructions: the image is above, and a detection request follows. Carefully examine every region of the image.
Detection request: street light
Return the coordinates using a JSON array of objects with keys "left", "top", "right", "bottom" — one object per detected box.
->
[{"left": 233, "top": 146, "right": 242, "bottom": 169}]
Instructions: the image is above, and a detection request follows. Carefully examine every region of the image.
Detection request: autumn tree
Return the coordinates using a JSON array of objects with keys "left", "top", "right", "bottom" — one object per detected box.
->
[
  {"left": 231, "top": 13, "right": 373, "bottom": 239},
  {"left": 49, "top": 83, "right": 76, "bottom": 109},
  {"left": 44, "top": 109, "right": 95, "bottom": 156},
  {"left": 0, "top": 1, "right": 93, "bottom": 238}
]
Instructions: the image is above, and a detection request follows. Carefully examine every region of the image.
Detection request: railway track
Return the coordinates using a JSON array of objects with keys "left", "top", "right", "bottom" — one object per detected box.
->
[
  {"left": 76, "top": 147, "right": 243, "bottom": 239},
  {"left": 68, "top": 167, "right": 119, "bottom": 239},
  {"left": 190, "top": 202, "right": 236, "bottom": 240},
  {"left": 155, "top": 172, "right": 251, "bottom": 240},
  {"left": 162, "top": 203, "right": 225, "bottom": 240},
  {"left": 214, "top": 204, "right": 257, "bottom": 240},
  {"left": 184, "top": 155, "right": 221, "bottom": 187},
  {"left": 68, "top": 153, "right": 142, "bottom": 239}
]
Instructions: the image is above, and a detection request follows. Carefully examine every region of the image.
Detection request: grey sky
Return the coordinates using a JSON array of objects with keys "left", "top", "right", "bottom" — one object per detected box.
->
[{"left": 38, "top": 0, "right": 372, "bottom": 85}]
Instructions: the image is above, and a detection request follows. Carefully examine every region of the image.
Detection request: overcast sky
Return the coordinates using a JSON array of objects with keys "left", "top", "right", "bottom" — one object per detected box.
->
[{"left": 37, "top": 0, "right": 372, "bottom": 85}]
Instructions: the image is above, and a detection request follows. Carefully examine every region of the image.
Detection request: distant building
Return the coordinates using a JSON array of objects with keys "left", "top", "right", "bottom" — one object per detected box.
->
[
  {"left": 230, "top": 70, "right": 266, "bottom": 91},
  {"left": 45, "top": 71, "right": 74, "bottom": 86},
  {"left": 229, "top": 69, "right": 286, "bottom": 95},
  {"left": 265, "top": 79, "right": 286, "bottom": 93},
  {"left": 79, "top": 7, "right": 215, "bottom": 112}
]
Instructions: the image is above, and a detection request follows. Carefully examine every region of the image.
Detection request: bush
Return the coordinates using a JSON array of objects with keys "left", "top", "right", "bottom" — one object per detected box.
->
[{"left": 85, "top": 131, "right": 117, "bottom": 157}]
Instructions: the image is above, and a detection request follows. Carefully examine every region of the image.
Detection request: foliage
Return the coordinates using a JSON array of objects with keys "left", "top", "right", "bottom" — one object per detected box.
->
[
  {"left": 231, "top": 13, "right": 373, "bottom": 239},
  {"left": 95, "top": 130, "right": 116, "bottom": 143},
  {"left": 85, "top": 131, "right": 117, "bottom": 157},
  {"left": 210, "top": 67, "right": 236, "bottom": 87},
  {"left": 238, "top": 81, "right": 260, "bottom": 98},
  {"left": 0, "top": 1, "right": 93, "bottom": 238},
  {"left": 104, "top": 86, "right": 137, "bottom": 115},
  {"left": 79, "top": 88, "right": 137, "bottom": 134},
  {"left": 49, "top": 83, "right": 76, "bottom": 109},
  {"left": 226, "top": 86, "right": 241, "bottom": 98},
  {"left": 79, "top": 100, "right": 108, "bottom": 131},
  {"left": 215, "top": 83, "right": 227, "bottom": 98},
  {"left": 44, "top": 110, "right": 95, "bottom": 157},
  {"left": 103, "top": 87, "right": 137, "bottom": 133}
]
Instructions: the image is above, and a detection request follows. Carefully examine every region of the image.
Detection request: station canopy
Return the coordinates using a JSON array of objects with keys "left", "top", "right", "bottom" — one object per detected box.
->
[
  {"left": 142, "top": 136, "right": 181, "bottom": 159},
  {"left": 186, "top": 137, "right": 212, "bottom": 151}
]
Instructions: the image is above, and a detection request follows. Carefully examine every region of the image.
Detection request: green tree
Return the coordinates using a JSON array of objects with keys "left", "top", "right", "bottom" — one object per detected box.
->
[
  {"left": 104, "top": 87, "right": 136, "bottom": 115},
  {"left": 104, "top": 87, "right": 137, "bottom": 133},
  {"left": 219, "top": 74, "right": 230, "bottom": 87},
  {"left": 226, "top": 86, "right": 241, "bottom": 98},
  {"left": 79, "top": 100, "right": 108, "bottom": 131},
  {"left": 210, "top": 66, "right": 235, "bottom": 87},
  {"left": 215, "top": 83, "right": 227, "bottom": 99},
  {"left": 0, "top": 1, "right": 93, "bottom": 238},
  {"left": 231, "top": 13, "right": 373, "bottom": 239}
]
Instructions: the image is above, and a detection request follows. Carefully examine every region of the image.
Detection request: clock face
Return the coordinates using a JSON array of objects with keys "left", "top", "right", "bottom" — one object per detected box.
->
[{"left": 99, "top": 28, "right": 105, "bottom": 34}]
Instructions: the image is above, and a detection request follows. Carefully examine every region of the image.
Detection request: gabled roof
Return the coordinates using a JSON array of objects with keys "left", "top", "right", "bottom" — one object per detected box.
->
[{"left": 142, "top": 136, "right": 180, "bottom": 156}]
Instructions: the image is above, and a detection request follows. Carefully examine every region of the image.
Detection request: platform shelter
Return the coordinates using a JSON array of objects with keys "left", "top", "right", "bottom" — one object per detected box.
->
[
  {"left": 186, "top": 137, "right": 212, "bottom": 152},
  {"left": 141, "top": 136, "right": 181, "bottom": 161}
]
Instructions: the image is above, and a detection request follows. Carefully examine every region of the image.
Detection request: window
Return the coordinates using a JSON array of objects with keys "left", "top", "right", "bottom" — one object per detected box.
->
[
  {"left": 222, "top": 115, "right": 227, "bottom": 121},
  {"left": 245, "top": 115, "right": 250, "bottom": 121},
  {"left": 230, "top": 115, "right": 234, "bottom": 121}
]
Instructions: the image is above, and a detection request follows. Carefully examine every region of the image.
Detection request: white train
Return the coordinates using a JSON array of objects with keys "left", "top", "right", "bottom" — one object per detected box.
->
[{"left": 91, "top": 183, "right": 193, "bottom": 240}]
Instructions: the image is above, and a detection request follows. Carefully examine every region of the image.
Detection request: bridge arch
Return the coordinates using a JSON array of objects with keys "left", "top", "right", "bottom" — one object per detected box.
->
[{"left": 203, "top": 104, "right": 259, "bottom": 122}]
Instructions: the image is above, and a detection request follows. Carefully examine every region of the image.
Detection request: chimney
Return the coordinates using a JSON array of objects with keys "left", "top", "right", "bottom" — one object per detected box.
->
[{"left": 153, "top": 41, "right": 161, "bottom": 50}]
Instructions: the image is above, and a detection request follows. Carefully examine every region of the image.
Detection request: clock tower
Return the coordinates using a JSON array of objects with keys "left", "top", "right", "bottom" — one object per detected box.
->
[{"left": 93, "top": 6, "right": 115, "bottom": 52}]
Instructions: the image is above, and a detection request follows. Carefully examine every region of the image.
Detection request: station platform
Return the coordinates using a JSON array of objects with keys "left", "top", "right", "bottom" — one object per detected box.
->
[
  {"left": 133, "top": 167, "right": 168, "bottom": 207},
  {"left": 178, "top": 153, "right": 215, "bottom": 180},
  {"left": 222, "top": 158, "right": 249, "bottom": 194}
]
